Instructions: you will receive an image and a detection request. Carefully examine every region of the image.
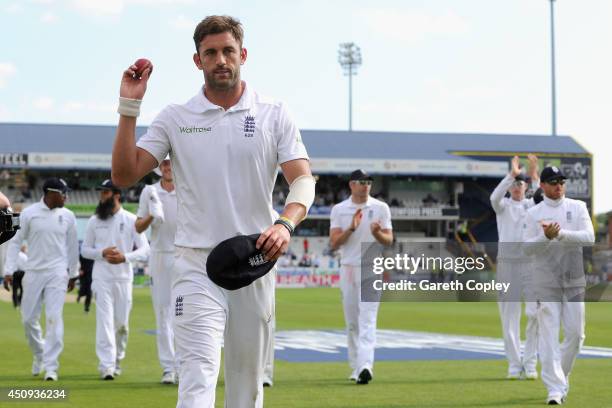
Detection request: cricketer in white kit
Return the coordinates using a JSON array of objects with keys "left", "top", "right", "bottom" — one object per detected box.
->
[
  {"left": 329, "top": 169, "right": 393, "bottom": 385},
  {"left": 81, "top": 179, "right": 150, "bottom": 380},
  {"left": 135, "top": 157, "right": 179, "bottom": 384},
  {"left": 111, "top": 16, "right": 315, "bottom": 408},
  {"left": 490, "top": 155, "right": 539, "bottom": 379},
  {"left": 523, "top": 166, "right": 594, "bottom": 405},
  {"left": 3, "top": 178, "right": 79, "bottom": 382}
]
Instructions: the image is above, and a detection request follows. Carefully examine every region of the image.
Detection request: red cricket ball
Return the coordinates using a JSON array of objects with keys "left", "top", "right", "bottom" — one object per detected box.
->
[{"left": 134, "top": 58, "right": 153, "bottom": 79}]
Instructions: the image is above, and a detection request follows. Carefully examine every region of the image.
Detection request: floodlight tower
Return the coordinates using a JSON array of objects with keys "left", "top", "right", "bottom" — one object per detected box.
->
[
  {"left": 338, "top": 42, "right": 362, "bottom": 131},
  {"left": 549, "top": 0, "right": 558, "bottom": 136}
]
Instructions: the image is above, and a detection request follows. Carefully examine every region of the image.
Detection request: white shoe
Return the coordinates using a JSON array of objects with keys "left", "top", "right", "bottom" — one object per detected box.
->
[
  {"left": 114, "top": 361, "right": 121, "bottom": 376},
  {"left": 546, "top": 395, "right": 565, "bottom": 405},
  {"left": 524, "top": 371, "right": 538, "bottom": 380},
  {"left": 32, "top": 357, "right": 44, "bottom": 376},
  {"left": 44, "top": 371, "right": 58, "bottom": 381},
  {"left": 262, "top": 375, "right": 273, "bottom": 387},
  {"left": 506, "top": 372, "right": 521, "bottom": 380},
  {"left": 101, "top": 368, "right": 114, "bottom": 381},
  {"left": 161, "top": 371, "right": 176, "bottom": 384}
]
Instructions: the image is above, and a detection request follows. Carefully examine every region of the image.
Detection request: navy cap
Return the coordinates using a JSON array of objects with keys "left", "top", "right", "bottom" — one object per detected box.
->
[
  {"left": 42, "top": 178, "right": 69, "bottom": 194},
  {"left": 540, "top": 166, "right": 567, "bottom": 183},
  {"left": 349, "top": 169, "right": 373, "bottom": 181},
  {"left": 96, "top": 179, "right": 122, "bottom": 193},
  {"left": 514, "top": 174, "right": 527, "bottom": 183},
  {"left": 206, "top": 234, "right": 277, "bottom": 290}
]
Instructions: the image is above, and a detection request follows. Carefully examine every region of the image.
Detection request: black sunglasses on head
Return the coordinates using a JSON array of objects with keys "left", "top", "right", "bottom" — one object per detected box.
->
[
  {"left": 546, "top": 179, "right": 565, "bottom": 186},
  {"left": 355, "top": 180, "right": 372, "bottom": 186}
]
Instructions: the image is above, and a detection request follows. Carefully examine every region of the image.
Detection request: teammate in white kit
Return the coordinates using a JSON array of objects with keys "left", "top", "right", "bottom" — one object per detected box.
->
[
  {"left": 111, "top": 15, "right": 315, "bottom": 407},
  {"left": 135, "top": 157, "right": 179, "bottom": 384},
  {"left": 329, "top": 170, "right": 393, "bottom": 385},
  {"left": 490, "top": 155, "right": 540, "bottom": 380},
  {"left": 523, "top": 166, "right": 594, "bottom": 405},
  {"left": 81, "top": 179, "right": 150, "bottom": 380},
  {"left": 3, "top": 178, "right": 79, "bottom": 381}
]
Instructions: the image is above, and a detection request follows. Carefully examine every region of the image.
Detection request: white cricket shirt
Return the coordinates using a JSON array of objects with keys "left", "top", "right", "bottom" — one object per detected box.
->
[
  {"left": 137, "top": 182, "right": 177, "bottom": 252},
  {"left": 330, "top": 196, "right": 393, "bottom": 266},
  {"left": 81, "top": 208, "right": 150, "bottom": 282},
  {"left": 523, "top": 196, "right": 594, "bottom": 288},
  {"left": 136, "top": 83, "right": 309, "bottom": 248},
  {"left": 4, "top": 200, "right": 79, "bottom": 277},
  {"left": 490, "top": 174, "right": 535, "bottom": 259}
]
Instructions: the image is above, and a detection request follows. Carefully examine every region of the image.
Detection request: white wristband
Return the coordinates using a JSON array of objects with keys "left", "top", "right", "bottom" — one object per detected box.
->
[{"left": 118, "top": 97, "right": 142, "bottom": 117}]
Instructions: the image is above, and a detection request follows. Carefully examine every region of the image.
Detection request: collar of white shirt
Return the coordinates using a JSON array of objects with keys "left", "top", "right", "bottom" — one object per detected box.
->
[
  {"left": 187, "top": 81, "right": 254, "bottom": 113},
  {"left": 347, "top": 196, "right": 373, "bottom": 209},
  {"left": 543, "top": 195, "right": 565, "bottom": 207},
  {"left": 38, "top": 198, "right": 52, "bottom": 211}
]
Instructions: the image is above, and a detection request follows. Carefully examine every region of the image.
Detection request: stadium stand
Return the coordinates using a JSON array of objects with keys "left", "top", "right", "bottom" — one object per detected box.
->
[{"left": 0, "top": 123, "right": 593, "bottom": 273}]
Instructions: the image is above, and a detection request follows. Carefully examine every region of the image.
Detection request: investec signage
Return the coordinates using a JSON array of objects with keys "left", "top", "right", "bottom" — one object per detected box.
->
[
  {"left": 28, "top": 153, "right": 112, "bottom": 169},
  {"left": 310, "top": 158, "right": 507, "bottom": 177}
]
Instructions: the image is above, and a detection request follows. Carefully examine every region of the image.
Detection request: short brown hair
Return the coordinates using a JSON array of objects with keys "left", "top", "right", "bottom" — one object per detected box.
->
[{"left": 193, "top": 15, "right": 244, "bottom": 53}]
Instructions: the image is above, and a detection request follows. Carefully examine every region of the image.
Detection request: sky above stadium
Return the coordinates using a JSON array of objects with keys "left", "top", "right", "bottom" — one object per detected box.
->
[{"left": 1, "top": 0, "right": 611, "bottom": 213}]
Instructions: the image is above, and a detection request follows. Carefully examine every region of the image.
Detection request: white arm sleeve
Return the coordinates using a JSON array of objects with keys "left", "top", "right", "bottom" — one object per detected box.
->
[
  {"left": 81, "top": 217, "right": 104, "bottom": 261},
  {"left": 558, "top": 202, "right": 595, "bottom": 244},
  {"left": 66, "top": 214, "right": 80, "bottom": 278},
  {"left": 124, "top": 230, "right": 150, "bottom": 264},
  {"left": 490, "top": 174, "right": 514, "bottom": 214}
]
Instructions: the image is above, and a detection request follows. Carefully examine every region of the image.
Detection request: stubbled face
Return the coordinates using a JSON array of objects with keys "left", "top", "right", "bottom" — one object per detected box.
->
[
  {"left": 509, "top": 181, "right": 527, "bottom": 201},
  {"left": 541, "top": 179, "right": 565, "bottom": 200},
  {"left": 160, "top": 160, "right": 172, "bottom": 182},
  {"left": 193, "top": 31, "right": 247, "bottom": 91},
  {"left": 349, "top": 180, "right": 372, "bottom": 200}
]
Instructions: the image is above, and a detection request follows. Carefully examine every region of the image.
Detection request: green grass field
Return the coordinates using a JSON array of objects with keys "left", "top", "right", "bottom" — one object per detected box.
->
[{"left": 1, "top": 288, "right": 611, "bottom": 407}]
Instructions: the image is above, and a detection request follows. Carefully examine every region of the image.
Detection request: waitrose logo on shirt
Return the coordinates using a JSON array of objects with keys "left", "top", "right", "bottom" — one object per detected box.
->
[{"left": 179, "top": 126, "right": 212, "bottom": 133}]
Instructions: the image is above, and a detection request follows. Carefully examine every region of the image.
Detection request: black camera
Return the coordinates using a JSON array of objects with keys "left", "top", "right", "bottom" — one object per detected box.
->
[{"left": 0, "top": 208, "right": 20, "bottom": 245}]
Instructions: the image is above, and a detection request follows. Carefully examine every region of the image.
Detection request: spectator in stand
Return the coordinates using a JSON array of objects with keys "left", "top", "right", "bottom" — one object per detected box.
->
[{"left": 422, "top": 193, "right": 439, "bottom": 206}]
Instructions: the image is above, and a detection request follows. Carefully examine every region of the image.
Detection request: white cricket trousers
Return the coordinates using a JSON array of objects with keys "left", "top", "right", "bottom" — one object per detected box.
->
[
  {"left": 537, "top": 290, "right": 585, "bottom": 398},
  {"left": 21, "top": 269, "right": 68, "bottom": 373},
  {"left": 263, "top": 307, "right": 275, "bottom": 383},
  {"left": 92, "top": 279, "right": 133, "bottom": 372},
  {"left": 340, "top": 264, "right": 380, "bottom": 375},
  {"left": 172, "top": 247, "right": 274, "bottom": 408},
  {"left": 496, "top": 259, "right": 538, "bottom": 375},
  {"left": 150, "top": 250, "right": 177, "bottom": 374}
]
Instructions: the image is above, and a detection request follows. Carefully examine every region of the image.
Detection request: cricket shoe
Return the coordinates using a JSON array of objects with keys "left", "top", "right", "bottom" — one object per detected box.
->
[
  {"left": 546, "top": 394, "right": 565, "bottom": 405},
  {"left": 161, "top": 371, "right": 176, "bottom": 384},
  {"left": 32, "top": 356, "right": 44, "bottom": 376},
  {"left": 101, "top": 368, "right": 114, "bottom": 381},
  {"left": 356, "top": 368, "right": 372, "bottom": 385}
]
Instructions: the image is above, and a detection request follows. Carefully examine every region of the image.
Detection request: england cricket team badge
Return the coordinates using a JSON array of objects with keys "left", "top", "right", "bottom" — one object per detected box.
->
[{"left": 244, "top": 114, "right": 255, "bottom": 137}]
